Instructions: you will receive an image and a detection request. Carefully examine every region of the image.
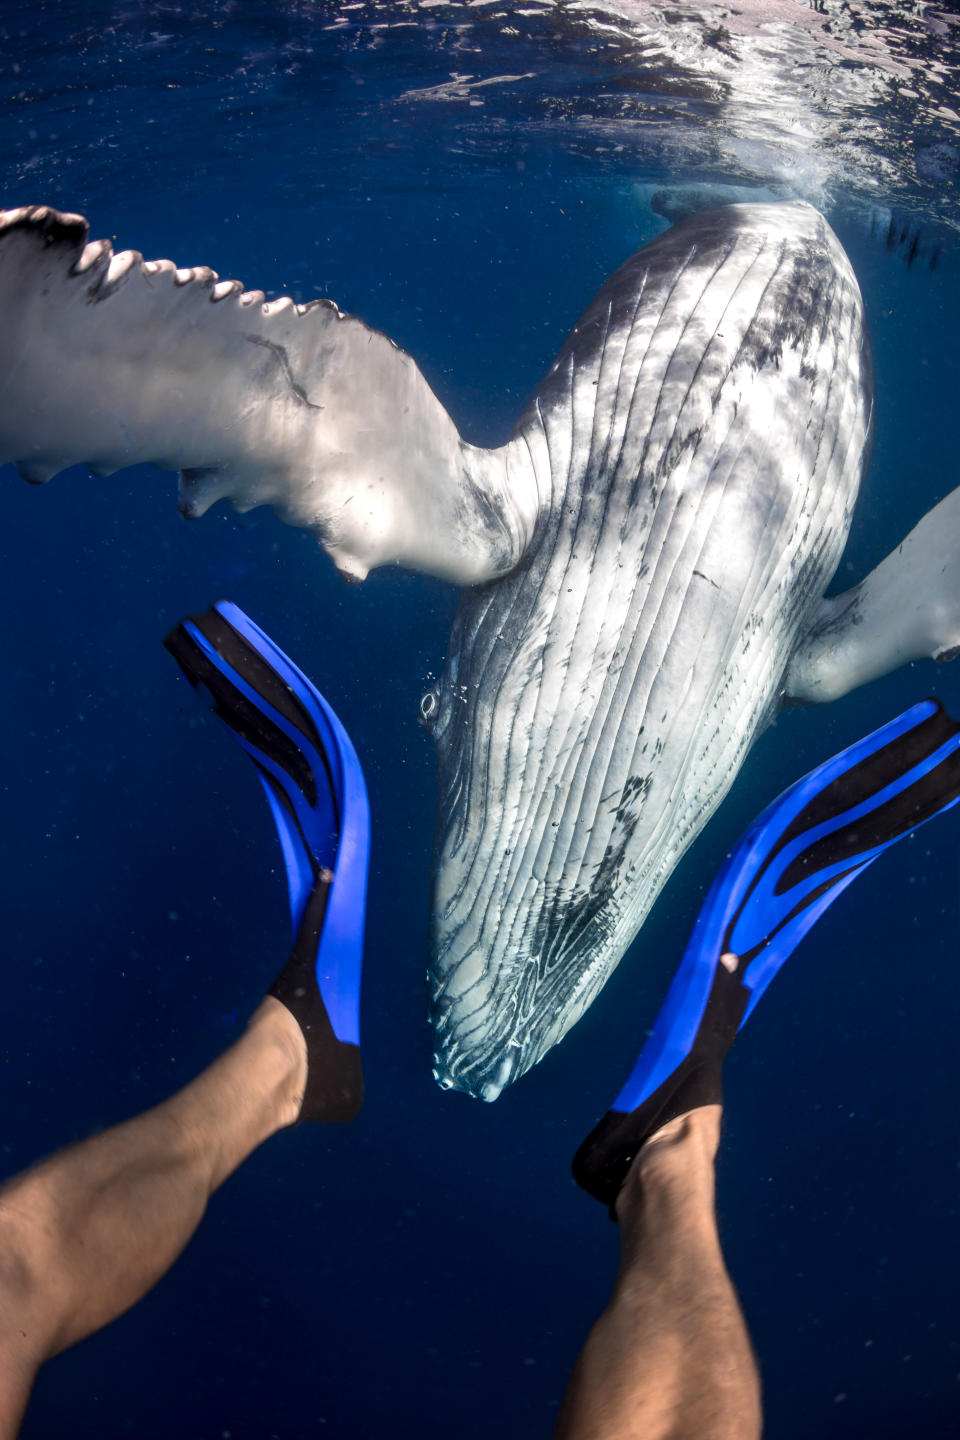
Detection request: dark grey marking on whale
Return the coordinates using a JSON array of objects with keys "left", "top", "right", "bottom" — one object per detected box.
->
[{"left": 242, "top": 333, "right": 324, "bottom": 409}]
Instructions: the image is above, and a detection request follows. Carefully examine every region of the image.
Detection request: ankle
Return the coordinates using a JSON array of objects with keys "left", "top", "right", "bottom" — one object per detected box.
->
[
  {"left": 244, "top": 998, "right": 310, "bottom": 1130},
  {"left": 615, "top": 1105, "right": 722, "bottom": 1226},
  {"left": 641, "top": 1104, "right": 722, "bottom": 1170}
]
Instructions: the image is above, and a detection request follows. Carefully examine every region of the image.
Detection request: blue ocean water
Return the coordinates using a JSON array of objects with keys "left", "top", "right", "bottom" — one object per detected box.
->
[{"left": 1, "top": 2, "right": 959, "bottom": 1435}]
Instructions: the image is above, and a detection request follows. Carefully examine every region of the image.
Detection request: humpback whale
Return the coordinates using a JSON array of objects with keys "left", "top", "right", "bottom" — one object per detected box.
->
[{"left": 2, "top": 200, "right": 959, "bottom": 1101}]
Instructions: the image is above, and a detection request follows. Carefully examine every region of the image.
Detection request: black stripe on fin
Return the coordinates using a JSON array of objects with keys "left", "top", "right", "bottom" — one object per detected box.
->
[{"left": 164, "top": 616, "right": 322, "bottom": 808}]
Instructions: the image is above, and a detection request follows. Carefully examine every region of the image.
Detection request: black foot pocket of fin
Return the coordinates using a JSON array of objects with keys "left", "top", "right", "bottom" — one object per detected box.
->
[
  {"left": 573, "top": 1063, "right": 725, "bottom": 1213},
  {"left": 268, "top": 873, "right": 364, "bottom": 1124},
  {"left": 573, "top": 958, "right": 745, "bottom": 1210}
]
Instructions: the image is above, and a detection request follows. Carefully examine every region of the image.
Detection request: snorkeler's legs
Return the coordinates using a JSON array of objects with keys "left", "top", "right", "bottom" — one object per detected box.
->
[
  {"left": 0, "top": 997, "right": 306, "bottom": 1439},
  {"left": 555, "top": 1105, "right": 761, "bottom": 1440}
]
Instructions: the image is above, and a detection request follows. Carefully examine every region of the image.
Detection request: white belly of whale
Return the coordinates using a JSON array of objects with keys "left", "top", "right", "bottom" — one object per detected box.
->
[{"left": 426, "top": 202, "right": 871, "bottom": 1100}]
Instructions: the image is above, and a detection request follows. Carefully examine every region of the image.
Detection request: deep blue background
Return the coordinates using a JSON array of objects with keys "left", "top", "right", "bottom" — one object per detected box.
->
[{"left": 1, "top": 4, "right": 959, "bottom": 1436}]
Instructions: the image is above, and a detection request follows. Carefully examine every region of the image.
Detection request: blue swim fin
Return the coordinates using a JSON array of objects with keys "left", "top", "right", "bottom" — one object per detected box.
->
[
  {"left": 165, "top": 600, "right": 369, "bottom": 1123},
  {"left": 574, "top": 699, "right": 960, "bottom": 1206}
]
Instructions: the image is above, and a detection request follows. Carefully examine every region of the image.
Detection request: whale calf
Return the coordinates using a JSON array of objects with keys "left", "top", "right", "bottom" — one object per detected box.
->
[
  {"left": 2, "top": 199, "right": 959, "bottom": 1100},
  {"left": 426, "top": 201, "right": 872, "bottom": 1098}
]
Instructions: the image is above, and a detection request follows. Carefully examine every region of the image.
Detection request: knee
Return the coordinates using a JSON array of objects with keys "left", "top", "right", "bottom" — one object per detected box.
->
[
  {"left": 0, "top": 1203, "right": 60, "bottom": 1369},
  {"left": 0, "top": 1221, "right": 45, "bottom": 1439}
]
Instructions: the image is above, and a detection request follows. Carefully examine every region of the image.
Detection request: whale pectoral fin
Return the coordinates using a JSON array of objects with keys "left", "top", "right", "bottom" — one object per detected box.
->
[
  {"left": 0, "top": 205, "right": 539, "bottom": 585},
  {"left": 785, "top": 487, "right": 960, "bottom": 704}
]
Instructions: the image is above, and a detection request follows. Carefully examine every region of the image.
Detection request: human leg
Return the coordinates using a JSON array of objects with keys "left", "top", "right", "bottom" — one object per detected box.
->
[
  {"left": 555, "top": 1105, "right": 760, "bottom": 1440},
  {"left": 0, "top": 602, "right": 370, "bottom": 1437},
  {"left": 0, "top": 998, "right": 306, "bottom": 1437},
  {"left": 560, "top": 703, "right": 960, "bottom": 1439}
]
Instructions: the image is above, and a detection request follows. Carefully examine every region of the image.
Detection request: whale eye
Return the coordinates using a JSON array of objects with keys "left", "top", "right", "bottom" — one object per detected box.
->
[{"left": 419, "top": 685, "right": 440, "bottom": 728}]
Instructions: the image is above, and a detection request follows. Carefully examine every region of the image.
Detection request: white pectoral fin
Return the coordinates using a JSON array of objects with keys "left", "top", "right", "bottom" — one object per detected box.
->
[
  {"left": 0, "top": 205, "right": 539, "bottom": 584},
  {"left": 785, "top": 487, "right": 960, "bottom": 703}
]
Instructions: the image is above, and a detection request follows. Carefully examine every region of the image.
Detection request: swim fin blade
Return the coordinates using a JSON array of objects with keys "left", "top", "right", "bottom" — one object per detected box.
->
[
  {"left": 165, "top": 600, "right": 369, "bottom": 1122},
  {"left": 574, "top": 698, "right": 960, "bottom": 1207}
]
